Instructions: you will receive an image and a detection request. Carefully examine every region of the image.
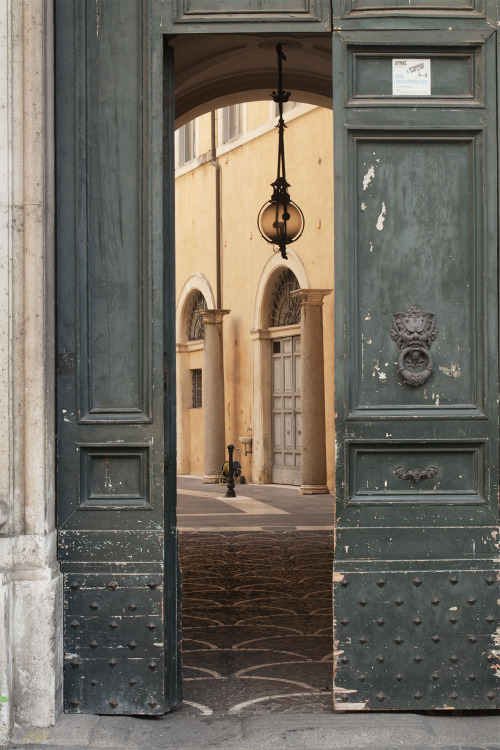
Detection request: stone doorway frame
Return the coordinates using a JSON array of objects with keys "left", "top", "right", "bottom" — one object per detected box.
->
[{"left": 251, "top": 250, "right": 309, "bottom": 484}]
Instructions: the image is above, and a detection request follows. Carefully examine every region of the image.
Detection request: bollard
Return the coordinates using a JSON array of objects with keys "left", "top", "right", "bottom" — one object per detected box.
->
[{"left": 225, "top": 443, "right": 236, "bottom": 498}]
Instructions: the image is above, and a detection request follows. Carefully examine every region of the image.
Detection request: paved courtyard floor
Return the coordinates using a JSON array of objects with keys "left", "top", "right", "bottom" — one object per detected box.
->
[{"left": 176, "top": 475, "right": 334, "bottom": 716}]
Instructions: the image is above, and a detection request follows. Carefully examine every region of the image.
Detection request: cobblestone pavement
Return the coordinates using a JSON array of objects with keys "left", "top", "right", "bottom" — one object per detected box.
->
[{"left": 175, "top": 530, "right": 334, "bottom": 717}]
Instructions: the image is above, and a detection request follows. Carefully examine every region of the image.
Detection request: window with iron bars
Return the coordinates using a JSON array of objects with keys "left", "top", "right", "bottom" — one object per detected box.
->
[
  {"left": 191, "top": 369, "right": 202, "bottom": 409},
  {"left": 187, "top": 291, "right": 207, "bottom": 341},
  {"left": 270, "top": 268, "right": 301, "bottom": 327}
]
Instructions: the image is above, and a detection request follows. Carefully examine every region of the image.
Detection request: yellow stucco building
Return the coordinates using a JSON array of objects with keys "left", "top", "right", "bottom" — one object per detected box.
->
[{"left": 175, "top": 102, "right": 335, "bottom": 491}]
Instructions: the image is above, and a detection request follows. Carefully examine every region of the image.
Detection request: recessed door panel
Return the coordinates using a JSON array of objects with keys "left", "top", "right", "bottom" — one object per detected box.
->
[
  {"left": 160, "top": 0, "right": 331, "bottom": 30},
  {"left": 55, "top": 1, "right": 180, "bottom": 714},
  {"left": 272, "top": 336, "right": 301, "bottom": 485},
  {"left": 354, "top": 136, "right": 479, "bottom": 413},
  {"left": 333, "top": 23, "right": 499, "bottom": 709}
]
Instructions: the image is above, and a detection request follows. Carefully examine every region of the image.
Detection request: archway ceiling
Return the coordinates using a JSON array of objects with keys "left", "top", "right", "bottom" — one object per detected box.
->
[{"left": 171, "top": 34, "right": 332, "bottom": 127}]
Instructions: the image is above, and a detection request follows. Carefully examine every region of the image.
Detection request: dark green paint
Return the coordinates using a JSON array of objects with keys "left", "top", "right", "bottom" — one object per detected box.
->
[
  {"left": 55, "top": 0, "right": 499, "bottom": 715},
  {"left": 334, "top": 571, "right": 499, "bottom": 710},
  {"left": 158, "top": 0, "right": 332, "bottom": 31},
  {"left": 333, "top": 7, "right": 499, "bottom": 709},
  {"left": 55, "top": 0, "right": 180, "bottom": 714}
]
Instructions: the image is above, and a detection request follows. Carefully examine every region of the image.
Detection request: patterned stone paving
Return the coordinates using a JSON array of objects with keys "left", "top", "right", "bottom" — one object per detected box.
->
[{"left": 176, "top": 531, "right": 334, "bottom": 716}]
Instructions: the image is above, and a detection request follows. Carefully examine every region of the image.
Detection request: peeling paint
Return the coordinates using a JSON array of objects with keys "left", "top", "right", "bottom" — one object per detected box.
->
[
  {"left": 439, "top": 363, "right": 461, "bottom": 378},
  {"left": 335, "top": 702, "right": 368, "bottom": 710},
  {"left": 361, "top": 202, "right": 367, "bottom": 211},
  {"left": 362, "top": 166, "right": 375, "bottom": 191},
  {"left": 376, "top": 203, "right": 386, "bottom": 231},
  {"left": 369, "top": 242, "right": 374, "bottom": 252}
]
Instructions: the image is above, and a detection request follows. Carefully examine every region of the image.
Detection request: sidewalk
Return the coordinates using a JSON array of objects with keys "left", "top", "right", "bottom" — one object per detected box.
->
[{"left": 9, "top": 711, "right": 500, "bottom": 750}]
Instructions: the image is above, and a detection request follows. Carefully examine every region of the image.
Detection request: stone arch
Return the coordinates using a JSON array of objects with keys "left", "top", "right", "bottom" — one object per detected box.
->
[
  {"left": 176, "top": 273, "right": 216, "bottom": 343},
  {"left": 251, "top": 251, "right": 309, "bottom": 484},
  {"left": 176, "top": 274, "right": 216, "bottom": 475},
  {"left": 171, "top": 35, "right": 333, "bottom": 128},
  {"left": 252, "top": 249, "right": 309, "bottom": 331}
]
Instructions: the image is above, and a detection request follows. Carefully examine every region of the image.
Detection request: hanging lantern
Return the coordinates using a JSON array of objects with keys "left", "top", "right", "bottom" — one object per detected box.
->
[{"left": 257, "top": 44, "right": 304, "bottom": 261}]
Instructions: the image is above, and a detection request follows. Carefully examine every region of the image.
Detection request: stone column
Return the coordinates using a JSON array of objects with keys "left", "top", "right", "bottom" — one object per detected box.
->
[
  {"left": 200, "top": 309, "right": 230, "bottom": 483},
  {"left": 292, "top": 289, "right": 332, "bottom": 495},
  {"left": 0, "top": 1, "right": 63, "bottom": 741}
]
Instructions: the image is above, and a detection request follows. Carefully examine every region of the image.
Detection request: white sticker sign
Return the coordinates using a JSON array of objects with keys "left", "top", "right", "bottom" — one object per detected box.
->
[{"left": 392, "top": 59, "right": 431, "bottom": 96}]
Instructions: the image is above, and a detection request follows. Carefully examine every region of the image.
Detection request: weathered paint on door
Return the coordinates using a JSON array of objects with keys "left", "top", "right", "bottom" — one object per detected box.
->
[
  {"left": 332, "top": 0, "right": 500, "bottom": 708},
  {"left": 55, "top": 1, "right": 180, "bottom": 714},
  {"left": 272, "top": 336, "right": 302, "bottom": 485},
  {"left": 55, "top": 0, "right": 500, "bottom": 716}
]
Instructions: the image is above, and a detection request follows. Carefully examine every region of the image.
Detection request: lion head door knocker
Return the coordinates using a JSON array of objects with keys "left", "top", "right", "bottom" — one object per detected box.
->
[{"left": 390, "top": 305, "right": 437, "bottom": 387}]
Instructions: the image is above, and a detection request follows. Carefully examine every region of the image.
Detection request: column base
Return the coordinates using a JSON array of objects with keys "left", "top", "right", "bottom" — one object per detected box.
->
[
  {"left": 203, "top": 474, "right": 220, "bottom": 484},
  {"left": 300, "top": 484, "right": 330, "bottom": 495}
]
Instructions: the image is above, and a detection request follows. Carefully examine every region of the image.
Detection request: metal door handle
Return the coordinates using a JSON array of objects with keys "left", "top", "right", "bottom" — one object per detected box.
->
[
  {"left": 390, "top": 305, "right": 437, "bottom": 387},
  {"left": 393, "top": 466, "right": 438, "bottom": 483}
]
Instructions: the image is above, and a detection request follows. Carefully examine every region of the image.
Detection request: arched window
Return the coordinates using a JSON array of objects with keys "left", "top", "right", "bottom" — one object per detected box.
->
[
  {"left": 270, "top": 269, "right": 301, "bottom": 327},
  {"left": 186, "top": 291, "right": 207, "bottom": 341}
]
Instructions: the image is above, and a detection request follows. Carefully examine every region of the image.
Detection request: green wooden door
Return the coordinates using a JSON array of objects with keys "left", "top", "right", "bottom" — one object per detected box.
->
[
  {"left": 332, "top": 0, "right": 500, "bottom": 709},
  {"left": 55, "top": 1, "right": 180, "bottom": 714},
  {"left": 56, "top": 0, "right": 499, "bottom": 716},
  {"left": 55, "top": 0, "right": 332, "bottom": 718}
]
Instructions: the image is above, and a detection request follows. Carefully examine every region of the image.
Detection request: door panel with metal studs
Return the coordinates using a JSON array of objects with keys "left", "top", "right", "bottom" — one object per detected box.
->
[
  {"left": 332, "top": 0, "right": 499, "bottom": 709},
  {"left": 55, "top": 1, "right": 180, "bottom": 714}
]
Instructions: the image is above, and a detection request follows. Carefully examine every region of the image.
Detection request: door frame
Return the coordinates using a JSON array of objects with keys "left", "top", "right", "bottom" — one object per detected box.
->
[{"left": 251, "top": 251, "right": 310, "bottom": 483}]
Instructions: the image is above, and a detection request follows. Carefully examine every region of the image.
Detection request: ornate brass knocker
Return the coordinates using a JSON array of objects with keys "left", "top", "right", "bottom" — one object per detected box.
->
[{"left": 391, "top": 305, "right": 437, "bottom": 388}]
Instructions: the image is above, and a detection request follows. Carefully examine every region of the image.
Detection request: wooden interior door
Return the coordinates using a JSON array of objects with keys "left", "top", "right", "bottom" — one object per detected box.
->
[{"left": 272, "top": 336, "right": 302, "bottom": 485}]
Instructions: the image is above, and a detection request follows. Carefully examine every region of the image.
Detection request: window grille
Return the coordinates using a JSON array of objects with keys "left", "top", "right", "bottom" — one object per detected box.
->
[
  {"left": 270, "top": 269, "right": 301, "bottom": 327},
  {"left": 187, "top": 291, "right": 207, "bottom": 341},
  {"left": 191, "top": 369, "right": 202, "bottom": 409},
  {"left": 273, "top": 341, "right": 281, "bottom": 354}
]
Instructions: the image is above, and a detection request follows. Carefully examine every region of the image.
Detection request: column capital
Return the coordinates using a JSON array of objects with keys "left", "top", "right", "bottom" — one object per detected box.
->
[
  {"left": 199, "top": 309, "right": 230, "bottom": 325},
  {"left": 290, "top": 289, "right": 332, "bottom": 306}
]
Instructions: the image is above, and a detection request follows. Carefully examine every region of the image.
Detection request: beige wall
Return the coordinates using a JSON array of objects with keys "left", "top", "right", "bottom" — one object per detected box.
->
[{"left": 175, "top": 103, "right": 334, "bottom": 488}]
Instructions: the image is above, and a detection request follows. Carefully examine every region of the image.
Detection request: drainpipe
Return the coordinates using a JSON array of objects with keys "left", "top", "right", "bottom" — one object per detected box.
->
[{"left": 210, "top": 110, "right": 222, "bottom": 309}]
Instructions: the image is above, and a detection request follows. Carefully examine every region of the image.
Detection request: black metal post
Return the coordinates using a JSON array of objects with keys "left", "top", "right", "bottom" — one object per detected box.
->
[{"left": 225, "top": 443, "right": 236, "bottom": 498}]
